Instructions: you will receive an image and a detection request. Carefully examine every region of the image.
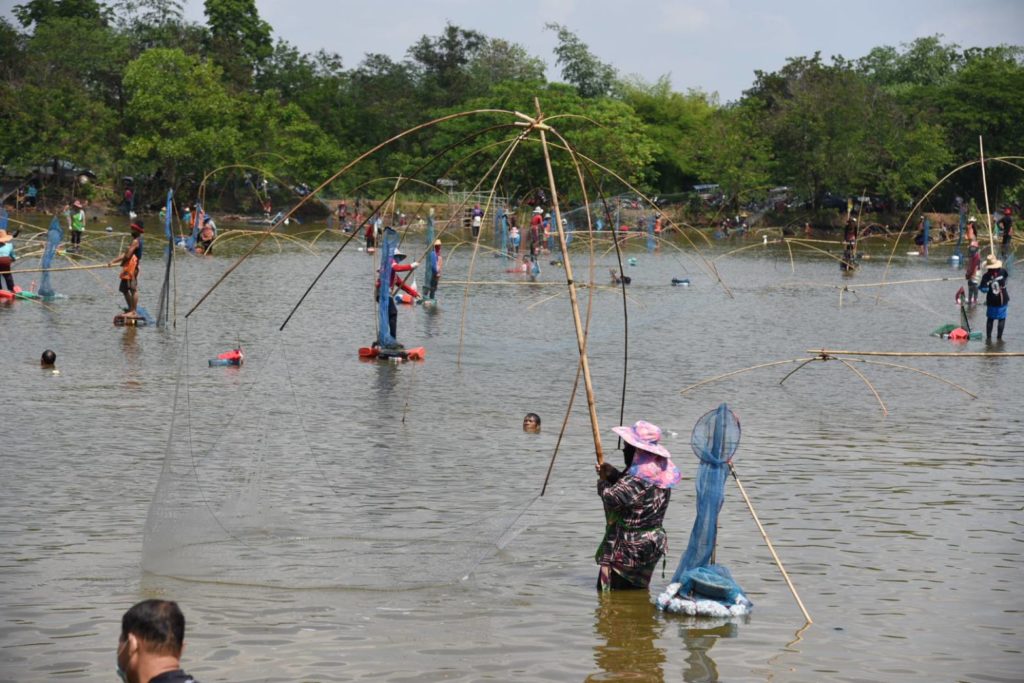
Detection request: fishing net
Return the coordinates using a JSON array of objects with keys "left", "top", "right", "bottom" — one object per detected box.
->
[
  {"left": 37, "top": 216, "right": 63, "bottom": 298},
  {"left": 156, "top": 191, "right": 173, "bottom": 327},
  {"left": 657, "top": 403, "right": 752, "bottom": 617},
  {"left": 0, "top": 206, "right": 7, "bottom": 229},
  {"left": 377, "top": 226, "right": 398, "bottom": 347},
  {"left": 142, "top": 320, "right": 550, "bottom": 589}
]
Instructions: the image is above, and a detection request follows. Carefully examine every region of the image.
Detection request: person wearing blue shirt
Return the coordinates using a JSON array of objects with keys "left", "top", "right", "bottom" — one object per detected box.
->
[{"left": 0, "top": 229, "right": 17, "bottom": 291}]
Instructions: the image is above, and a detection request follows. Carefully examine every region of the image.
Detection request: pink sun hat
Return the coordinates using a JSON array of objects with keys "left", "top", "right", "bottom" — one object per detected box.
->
[{"left": 612, "top": 420, "right": 672, "bottom": 459}]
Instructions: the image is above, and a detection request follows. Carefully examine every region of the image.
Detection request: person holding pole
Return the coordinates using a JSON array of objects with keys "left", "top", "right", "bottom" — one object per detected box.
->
[{"left": 595, "top": 421, "right": 681, "bottom": 591}]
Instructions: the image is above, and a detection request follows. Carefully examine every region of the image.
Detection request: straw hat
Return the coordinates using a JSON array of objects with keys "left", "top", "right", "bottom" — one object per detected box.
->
[
  {"left": 393, "top": 250, "right": 406, "bottom": 262},
  {"left": 533, "top": 207, "right": 543, "bottom": 214},
  {"left": 0, "top": 229, "right": 12, "bottom": 244},
  {"left": 968, "top": 216, "right": 977, "bottom": 222},
  {"left": 984, "top": 253, "right": 1003, "bottom": 270},
  {"left": 433, "top": 239, "right": 442, "bottom": 247},
  {"left": 612, "top": 420, "right": 672, "bottom": 459},
  {"left": 73, "top": 200, "right": 83, "bottom": 209}
]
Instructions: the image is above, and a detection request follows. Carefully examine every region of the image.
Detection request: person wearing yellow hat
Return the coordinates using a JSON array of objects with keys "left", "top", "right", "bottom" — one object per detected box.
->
[
  {"left": 425, "top": 239, "right": 443, "bottom": 300},
  {"left": 979, "top": 253, "right": 1009, "bottom": 341}
]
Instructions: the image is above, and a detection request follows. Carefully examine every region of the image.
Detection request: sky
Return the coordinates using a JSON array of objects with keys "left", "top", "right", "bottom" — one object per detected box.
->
[{"left": 3, "top": 0, "right": 1022, "bottom": 101}]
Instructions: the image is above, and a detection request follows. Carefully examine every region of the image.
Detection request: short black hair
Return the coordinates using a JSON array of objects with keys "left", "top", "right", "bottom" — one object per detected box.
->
[
  {"left": 121, "top": 600, "right": 185, "bottom": 656},
  {"left": 41, "top": 349, "right": 56, "bottom": 365},
  {"left": 524, "top": 413, "right": 541, "bottom": 426}
]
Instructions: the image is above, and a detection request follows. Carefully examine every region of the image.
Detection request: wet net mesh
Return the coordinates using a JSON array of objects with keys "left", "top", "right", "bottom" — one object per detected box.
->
[
  {"left": 141, "top": 238, "right": 549, "bottom": 589},
  {"left": 658, "top": 404, "right": 751, "bottom": 615},
  {"left": 38, "top": 216, "right": 62, "bottom": 298}
]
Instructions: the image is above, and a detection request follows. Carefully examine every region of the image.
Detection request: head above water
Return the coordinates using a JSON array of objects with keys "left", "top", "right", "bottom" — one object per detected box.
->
[
  {"left": 117, "top": 599, "right": 187, "bottom": 682},
  {"left": 41, "top": 349, "right": 56, "bottom": 367},
  {"left": 523, "top": 413, "right": 541, "bottom": 432}
]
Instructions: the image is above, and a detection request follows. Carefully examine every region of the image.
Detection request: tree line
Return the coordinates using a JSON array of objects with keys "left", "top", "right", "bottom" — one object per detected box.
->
[{"left": 2, "top": 0, "right": 1022, "bottom": 213}]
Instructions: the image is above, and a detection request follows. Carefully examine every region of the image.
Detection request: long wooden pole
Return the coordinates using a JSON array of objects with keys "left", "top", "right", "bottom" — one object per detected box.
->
[
  {"left": 979, "top": 136, "right": 995, "bottom": 254},
  {"left": 808, "top": 349, "right": 1024, "bottom": 357},
  {"left": 535, "top": 98, "right": 604, "bottom": 466},
  {"left": 728, "top": 463, "right": 812, "bottom": 624}
]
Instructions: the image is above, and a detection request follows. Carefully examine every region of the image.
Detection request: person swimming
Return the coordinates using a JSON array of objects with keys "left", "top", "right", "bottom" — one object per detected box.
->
[{"left": 523, "top": 413, "right": 541, "bottom": 433}]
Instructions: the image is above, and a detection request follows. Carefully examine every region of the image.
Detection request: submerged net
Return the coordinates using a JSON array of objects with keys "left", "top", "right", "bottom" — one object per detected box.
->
[
  {"left": 657, "top": 403, "right": 751, "bottom": 616},
  {"left": 38, "top": 216, "right": 63, "bottom": 298}
]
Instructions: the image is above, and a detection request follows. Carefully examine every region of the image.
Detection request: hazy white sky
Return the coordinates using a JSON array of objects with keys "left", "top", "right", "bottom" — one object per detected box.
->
[{"left": 5, "top": 0, "right": 1022, "bottom": 101}]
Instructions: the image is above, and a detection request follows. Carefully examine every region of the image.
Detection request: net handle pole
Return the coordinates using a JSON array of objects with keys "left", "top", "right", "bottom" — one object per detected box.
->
[
  {"left": 979, "top": 136, "right": 995, "bottom": 255},
  {"left": 535, "top": 98, "right": 604, "bottom": 466},
  {"left": 728, "top": 462, "right": 812, "bottom": 624}
]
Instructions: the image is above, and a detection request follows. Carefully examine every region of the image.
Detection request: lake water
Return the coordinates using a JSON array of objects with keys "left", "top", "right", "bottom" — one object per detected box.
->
[{"left": 2, "top": 219, "right": 1021, "bottom": 682}]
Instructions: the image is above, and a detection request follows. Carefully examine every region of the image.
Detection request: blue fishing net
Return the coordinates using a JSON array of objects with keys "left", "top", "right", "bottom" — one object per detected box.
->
[
  {"left": 0, "top": 206, "right": 7, "bottom": 229},
  {"left": 496, "top": 209, "right": 508, "bottom": 257},
  {"left": 377, "top": 227, "right": 399, "bottom": 347},
  {"left": 185, "top": 201, "right": 201, "bottom": 252},
  {"left": 425, "top": 211, "right": 434, "bottom": 246},
  {"left": 659, "top": 403, "right": 750, "bottom": 614},
  {"left": 671, "top": 403, "right": 740, "bottom": 581},
  {"left": 646, "top": 215, "right": 656, "bottom": 252},
  {"left": 38, "top": 216, "right": 63, "bottom": 298}
]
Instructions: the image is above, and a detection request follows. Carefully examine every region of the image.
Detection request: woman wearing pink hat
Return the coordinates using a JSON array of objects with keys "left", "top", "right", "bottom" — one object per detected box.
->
[{"left": 596, "top": 420, "right": 681, "bottom": 591}]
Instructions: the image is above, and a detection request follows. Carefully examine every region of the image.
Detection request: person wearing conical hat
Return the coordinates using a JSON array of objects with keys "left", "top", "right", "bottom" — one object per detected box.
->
[
  {"left": 979, "top": 253, "right": 1009, "bottom": 341},
  {"left": 595, "top": 420, "right": 682, "bottom": 591},
  {"left": 0, "top": 228, "right": 17, "bottom": 292}
]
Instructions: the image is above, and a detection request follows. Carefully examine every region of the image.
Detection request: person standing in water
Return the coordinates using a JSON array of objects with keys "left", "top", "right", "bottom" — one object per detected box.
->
[
  {"left": 595, "top": 420, "right": 681, "bottom": 591},
  {"left": 979, "top": 253, "right": 1009, "bottom": 341},
  {"left": 425, "top": 239, "right": 442, "bottom": 300},
  {"left": 69, "top": 200, "right": 86, "bottom": 252},
  {"left": 0, "top": 228, "right": 17, "bottom": 292}
]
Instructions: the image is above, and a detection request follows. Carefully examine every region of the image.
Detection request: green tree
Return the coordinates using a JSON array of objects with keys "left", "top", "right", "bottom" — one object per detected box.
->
[
  {"left": 203, "top": 0, "right": 272, "bottom": 85},
  {"left": 465, "top": 38, "right": 546, "bottom": 95},
  {"left": 408, "top": 23, "right": 486, "bottom": 106},
  {"left": 545, "top": 23, "right": 617, "bottom": 99},
  {"left": 122, "top": 48, "right": 243, "bottom": 184},
  {"left": 12, "top": 0, "right": 108, "bottom": 29},
  {"left": 693, "top": 104, "right": 772, "bottom": 207},
  {"left": 619, "top": 76, "right": 715, "bottom": 191},
  {"left": 426, "top": 81, "right": 655, "bottom": 202}
]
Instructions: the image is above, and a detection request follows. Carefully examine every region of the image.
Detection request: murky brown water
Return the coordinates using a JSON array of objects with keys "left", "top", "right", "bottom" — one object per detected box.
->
[{"left": 3, "top": 216, "right": 1021, "bottom": 681}]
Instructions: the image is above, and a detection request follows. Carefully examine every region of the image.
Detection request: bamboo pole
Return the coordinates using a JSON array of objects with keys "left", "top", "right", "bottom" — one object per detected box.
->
[
  {"left": 807, "top": 349, "right": 1024, "bottom": 357},
  {"left": 536, "top": 98, "right": 604, "bottom": 466},
  {"left": 729, "top": 462, "right": 812, "bottom": 624},
  {"left": 12, "top": 263, "right": 114, "bottom": 274},
  {"left": 979, "top": 136, "right": 995, "bottom": 254}
]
